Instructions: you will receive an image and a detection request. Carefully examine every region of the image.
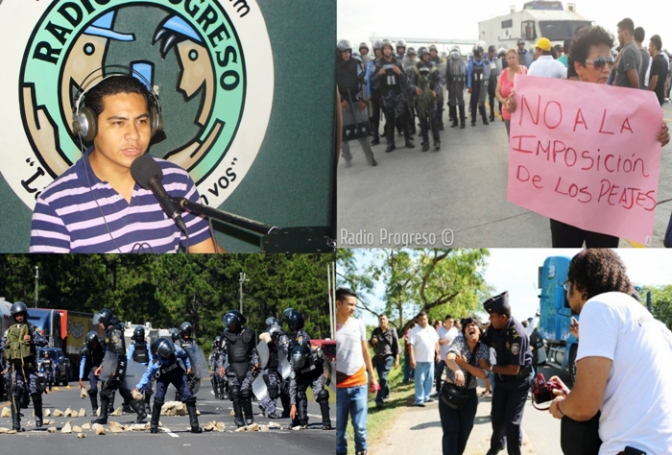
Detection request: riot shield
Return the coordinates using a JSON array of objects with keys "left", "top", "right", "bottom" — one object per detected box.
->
[
  {"left": 278, "top": 344, "right": 291, "bottom": 380},
  {"left": 252, "top": 373, "right": 268, "bottom": 402},
  {"left": 182, "top": 343, "right": 208, "bottom": 380},
  {"left": 322, "top": 359, "right": 336, "bottom": 393},
  {"left": 256, "top": 340, "right": 270, "bottom": 369},
  {"left": 99, "top": 351, "right": 147, "bottom": 391}
]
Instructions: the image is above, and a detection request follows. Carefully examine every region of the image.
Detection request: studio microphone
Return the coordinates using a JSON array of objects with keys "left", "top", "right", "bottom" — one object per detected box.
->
[{"left": 130, "top": 154, "right": 187, "bottom": 235}]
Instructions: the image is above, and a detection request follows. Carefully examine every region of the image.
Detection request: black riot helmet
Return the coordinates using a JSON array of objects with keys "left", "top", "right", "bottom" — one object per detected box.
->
[
  {"left": 291, "top": 341, "right": 311, "bottom": 371},
  {"left": 223, "top": 310, "right": 246, "bottom": 332},
  {"left": 132, "top": 326, "right": 145, "bottom": 342},
  {"left": 179, "top": 321, "right": 193, "bottom": 339},
  {"left": 418, "top": 46, "right": 429, "bottom": 58},
  {"left": 359, "top": 42, "right": 369, "bottom": 52},
  {"left": 517, "top": 39, "right": 525, "bottom": 47},
  {"left": 265, "top": 316, "right": 281, "bottom": 329},
  {"left": 10, "top": 301, "right": 28, "bottom": 320},
  {"left": 169, "top": 327, "right": 180, "bottom": 341},
  {"left": 285, "top": 309, "right": 305, "bottom": 331},
  {"left": 337, "top": 39, "right": 352, "bottom": 52},
  {"left": 488, "top": 45, "right": 496, "bottom": 53},
  {"left": 212, "top": 335, "right": 222, "bottom": 349},
  {"left": 407, "top": 47, "right": 417, "bottom": 56},
  {"left": 93, "top": 308, "right": 114, "bottom": 327},
  {"left": 85, "top": 331, "right": 99, "bottom": 349},
  {"left": 267, "top": 323, "right": 284, "bottom": 343},
  {"left": 429, "top": 44, "right": 438, "bottom": 52},
  {"left": 151, "top": 337, "right": 175, "bottom": 360}
]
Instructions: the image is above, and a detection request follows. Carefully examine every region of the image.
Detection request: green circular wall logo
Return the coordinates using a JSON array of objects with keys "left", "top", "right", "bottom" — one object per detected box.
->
[{"left": 0, "top": 0, "right": 273, "bottom": 208}]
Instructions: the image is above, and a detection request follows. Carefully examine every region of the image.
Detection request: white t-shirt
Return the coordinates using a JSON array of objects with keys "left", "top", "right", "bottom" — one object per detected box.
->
[
  {"left": 336, "top": 317, "right": 367, "bottom": 376},
  {"left": 437, "top": 326, "right": 459, "bottom": 360},
  {"left": 528, "top": 55, "right": 568, "bottom": 79},
  {"left": 409, "top": 325, "right": 439, "bottom": 363},
  {"left": 577, "top": 292, "right": 672, "bottom": 455}
]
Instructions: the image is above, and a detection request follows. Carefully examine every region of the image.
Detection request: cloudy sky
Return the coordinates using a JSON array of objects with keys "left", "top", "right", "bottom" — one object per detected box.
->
[
  {"left": 345, "top": 248, "right": 672, "bottom": 327},
  {"left": 338, "top": 0, "right": 672, "bottom": 55}
]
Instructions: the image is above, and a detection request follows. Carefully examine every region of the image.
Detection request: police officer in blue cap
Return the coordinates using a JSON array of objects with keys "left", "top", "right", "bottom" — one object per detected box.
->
[{"left": 482, "top": 291, "right": 532, "bottom": 455}]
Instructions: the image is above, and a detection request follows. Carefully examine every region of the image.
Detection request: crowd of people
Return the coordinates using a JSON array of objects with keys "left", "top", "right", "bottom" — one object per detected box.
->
[
  {"left": 336, "top": 249, "right": 672, "bottom": 455},
  {"left": 337, "top": 24, "right": 672, "bottom": 169},
  {"left": 0, "top": 304, "right": 332, "bottom": 434}
]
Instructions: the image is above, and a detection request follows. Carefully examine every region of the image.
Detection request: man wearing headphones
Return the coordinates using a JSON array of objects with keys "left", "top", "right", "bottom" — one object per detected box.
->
[{"left": 29, "top": 74, "right": 216, "bottom": 253}]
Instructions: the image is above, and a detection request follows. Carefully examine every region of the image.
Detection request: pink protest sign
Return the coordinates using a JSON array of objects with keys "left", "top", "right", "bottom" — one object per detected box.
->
[{"left": 507, "top": 74, "right": 663, "bottom": 245}]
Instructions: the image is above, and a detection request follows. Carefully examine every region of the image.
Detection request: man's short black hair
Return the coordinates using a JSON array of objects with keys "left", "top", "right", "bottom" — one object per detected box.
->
[
  {"left": 651, "top": 35, "right": 663, "bottom": 51},
  {"left": 85, "top": 75, "right": 151, "bottom": 121},
  {"left": 568, "top": 26, "right": 615, "bottom": 73},
  {"left": 459, "top": 315, "right": 484, "bottom": 338},
  {"left": 563, "top": 38, "right": 572, "bottom": 53},
  {"left": 378, "top": 313, "right": 388, "bottom": 319},
  {"left": 417, "top": 311, "right": 428, "bottom": 318},
  {"left": 634, "top": 27, "right": 645, "bottom": 43},
  {"left": 617, "top": 18, "right": 635, "bottom": 34},
  {"left": 336, "top": 288, "right": 357, "bottom": 302},
  {"left": 445, "top": 314, "right": 453, "bottom": 321},
  {"left": 567, "top": 249, "right": 633, "bottom": 300}
]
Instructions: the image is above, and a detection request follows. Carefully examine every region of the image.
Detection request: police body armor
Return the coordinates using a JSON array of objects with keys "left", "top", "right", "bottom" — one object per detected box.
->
[
  {"left": 413, "top": 64, "right": 437, "bottom": 116},
  {"left": 132, "top": 342, "right": 149, "bottom": 364},
  {"left": 5, "top": 324, "right": 34, "bottom": 367},
  {"left": 223, "top": 328, "right": 255, "bottom": 378},
  {"left": 471, "top": 61, "right": 485, "bottom": 88},
  {"left": 379, "top": 60, "right": 402, "bottom": 94},
  {"left": 447, "top": 59, "right": 466, "bottom": 94},
  {"left": 42, "top": 359, "right": 52, "bottom": 371},
  {"left": 267, "top": 343, "right": 279, "bottom": 369},
  {"left": 156, "top": 355, "right": 183, "bottom": 380}
]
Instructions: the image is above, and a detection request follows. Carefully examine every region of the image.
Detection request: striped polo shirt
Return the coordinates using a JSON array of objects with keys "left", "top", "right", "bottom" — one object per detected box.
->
[{"left": 29, "top": 152, "right": 211, "bottom": 253}]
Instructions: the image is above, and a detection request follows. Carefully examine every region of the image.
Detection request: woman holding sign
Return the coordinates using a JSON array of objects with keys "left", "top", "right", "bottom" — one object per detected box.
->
[
  {"left": 506, "top": 26, "right": 669, "bottom": 247},
  {"left": 495, "top": 48, "right": 528, "bottom": 138}
]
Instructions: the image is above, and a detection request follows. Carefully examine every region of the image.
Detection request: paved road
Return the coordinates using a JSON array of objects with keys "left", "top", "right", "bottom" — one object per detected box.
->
[
  {"left": 0, "top": 380, "right": 334, "bottom": 454},
  {"left": 369, "top": 363, "right": 571, "bottom": 455},
  {"left": 337, "top": 99, "right": 672, "bottom": 248}
]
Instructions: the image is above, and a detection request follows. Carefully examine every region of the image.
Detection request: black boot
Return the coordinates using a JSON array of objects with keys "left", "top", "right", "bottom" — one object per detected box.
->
[
  {"left": 130, "top": 398, "right": 147, "bottom": 423},
  {"left": 280, "top": 390, "right": 291, "bottom": 418},
  {"left": 459, "top": 105, "right": 466, "bottom": 129},
  {"left": 298, "top": 398, "right": 309, "bottom": 428},
  {"left": 88, "top": 390, "right": 99, "bottom": 415},
  {"left": 10, "top": 395, "right": 23, "bottom": 432},
  {"left": 150, "top": 401, "right": 162, "bottom": 433},
  {"left": 243, "top": 397, "right": 254, "bottom": 426},
  {"left": 319, "top": 400, "right": 332, "bottom": 430},
  {"left": 470, "top": 105, "right": 476, "bottom": 126},
  {"left": 32, "top": 394, "right": 43, "bottom": 428},
  {"left": 480, "top": 105, "right": 489, "bottom": 125},
  {"left": 144, "top": 389, "right": 152, "bottom": 408},
  {"left": 449, "top": 106, "right": 458, "bottom": 127},
  {"left": 232, "top": 399, "right": 245, "bottom": 428},
  {"left": 186, "top": 399, "right": 202, "bottom": 433},
  {"left": 92, "top": 395, "right": 109, "bottom": 424},
  {"left": 371, "top": 121, "right": 380, "bottom": 145},
  {"left": 107, "top": 391, "right": 115, "bottom": 414}
]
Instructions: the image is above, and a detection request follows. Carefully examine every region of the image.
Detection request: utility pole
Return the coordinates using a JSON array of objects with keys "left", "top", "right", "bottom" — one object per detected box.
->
[
  {"left": 34, "top": 266, "right": 39, "bottom": 308},
  {"left": 239, "top": 272, "right": 248, "bottom": 314}
]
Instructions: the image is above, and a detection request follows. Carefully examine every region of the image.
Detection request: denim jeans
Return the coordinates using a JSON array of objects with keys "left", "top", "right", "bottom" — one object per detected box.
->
[
  {"left": 438, "top": 387, "right": 479, "bottom": 455},
  {"left": 403, "top": 352, "right": 415, "bottom": 383},
  {"left": 375, "top": 355, "right": 394, "bottom": 405},
  {"left": 435, "top": 360, "right": 446, "bottom": 393},
  {"left": 336, "top": 385, "right": 368, "bottom": 455},
  {"left": 414, "top": 361, "right": 435, "bottom": 404}
]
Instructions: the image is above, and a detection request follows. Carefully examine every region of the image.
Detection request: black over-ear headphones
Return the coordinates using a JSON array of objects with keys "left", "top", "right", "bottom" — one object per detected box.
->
[{"left": 72, "top": 65, "right": 163, "bottom": 142}]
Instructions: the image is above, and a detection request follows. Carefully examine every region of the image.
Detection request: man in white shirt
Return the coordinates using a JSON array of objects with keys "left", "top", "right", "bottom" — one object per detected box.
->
[
  {"left": 528, "top": 37, "right": 567, "bottom": 79},
  {"left": 435, "top": 314, "right": 459, "bottom": 394},
  {"left": 549, "top": 249, "right": 672, "bottom": 455},
  {"left": 408, "top": 311, "right": 439, "bottom": 406}
]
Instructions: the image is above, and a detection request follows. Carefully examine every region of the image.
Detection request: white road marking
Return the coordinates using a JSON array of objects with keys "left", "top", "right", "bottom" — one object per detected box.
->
[{"left": 162, "top": 427, "right": 179, "bottom": 438}]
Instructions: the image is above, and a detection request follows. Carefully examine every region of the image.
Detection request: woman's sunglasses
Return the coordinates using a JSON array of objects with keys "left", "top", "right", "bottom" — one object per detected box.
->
[{"left": 584, "top": 56, "right": 616, "bottom": 70}]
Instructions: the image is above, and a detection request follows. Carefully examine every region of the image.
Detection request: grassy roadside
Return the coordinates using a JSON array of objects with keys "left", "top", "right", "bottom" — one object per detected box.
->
[{"left": 345, "top": 357, "right": 417, "bottom": 454}]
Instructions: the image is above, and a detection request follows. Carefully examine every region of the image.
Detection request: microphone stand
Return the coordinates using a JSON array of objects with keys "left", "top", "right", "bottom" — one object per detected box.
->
[
  {"left": 173, "top": 197, "right": 276, "bottom": 235},
  {"left": 172, "top": 197, "right": 334, "bottom": 253}
]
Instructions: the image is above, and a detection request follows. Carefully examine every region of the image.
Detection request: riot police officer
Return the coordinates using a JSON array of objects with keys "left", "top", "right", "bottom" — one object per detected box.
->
[
  {"left": 91, "top": 308, "right": 146, "bottom": 425},
  {"left": 517, "top": 39, "right": 532, "bottom": 67},
  {"left": 40, "top": 351, "right": 54, "bottom": 391},
  {"left": 134, "top": 337, "right": 202, "bottom": 434},
  {"left": 467, "top": 43, "right": 490, "bottom": 126},
  {"left": 127, "top": 326, "right": 154, "bottom": 408},
  {"left": 359, "top": 42, "right": 372, "bottom": 67},
  {"left": 366, "top": 40, "right": 384, "bottom": 146},
  {"left": 0, "top": 301, "right": 48, "bottom": 431},
  {"left": 285, "top": 309, "right": 332, "bottom": 430},
  {"left": 409, "top": 47, "right": 441, "bottom": 152},
  {"left": 395, "top": 39, "right": 407, "bottom": 61},
  {"left": 175, "top": 321, "right": 200, "bottom": 398},
  {"left": 222, "top": 310, "right": 259, "bottom": 427},
  {"left": 209, "top": 336, "right": 227, "bottom": 399},
  {"left": 79, "top": 331, "right": 105, "bottom": 415},
  {"left": 428, "top": 44, "right": 446, "bottom": 130},
  {"left": 372, "top": 39, "right": 414, "bottom": 153},
  {"left": 170, "top": 327, "right": 180, "bottom": 343},
  {"left": 446, "top": 45, "right": 467, "bottom": 129},
  {"left": 258, "top": 319, "right": 286, "bottom": 419},
  {"left": 481, "top": 292, "right": 533, "bottom": 455}
]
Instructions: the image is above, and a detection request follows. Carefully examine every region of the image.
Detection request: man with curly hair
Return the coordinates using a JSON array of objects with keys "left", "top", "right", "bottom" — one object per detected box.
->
[{"left": 548, "top": 249, "right": 672, "bottom": 455}]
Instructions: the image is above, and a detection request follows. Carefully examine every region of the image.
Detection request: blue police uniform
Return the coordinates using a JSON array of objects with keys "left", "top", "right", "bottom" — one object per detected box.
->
[
  {"left": 482, "top": 291, "right": 533, "bottom": 455},
  {"left": 136, "top": 345, "right": 192, "bottom": 402}
]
